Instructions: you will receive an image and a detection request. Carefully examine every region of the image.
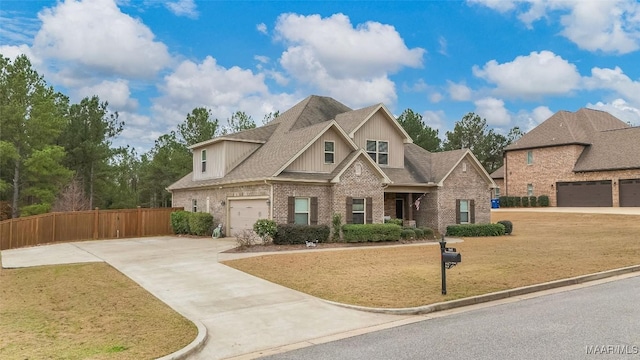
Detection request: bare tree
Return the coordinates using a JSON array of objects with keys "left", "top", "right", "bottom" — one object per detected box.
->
[{"left": 52, "top": 176, "right": 90, "bottom": 212}]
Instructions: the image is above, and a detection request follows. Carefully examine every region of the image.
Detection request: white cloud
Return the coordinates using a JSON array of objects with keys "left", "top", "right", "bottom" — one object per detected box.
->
[
  {"left": 153, "top": 56, "right": 297, "bottom": 128},
  {"left": 165, "top": 0, "right": 198, "bottom": 18},
  {"left": 275, "top": 13, "right": 424, "bottom": 107},
  {"left": 473, "top": 51, "right": 581, "bottom": 98},
  {"left": 33, "top": 0, "right": 172, "bottom": 79},
  {"left": 530, "top": 105, "right": 554, "bottom": 124},
  {"left": 254, "top": 55, "right": 270, "bottom": 64},
  {"left": 403, "top": 79, "right": 428, "bottom": 92},
  {"left": 257, "top": 23, "right": 268, "bottom": 34},
  {"left": 447, "top": 81, "right": 472, "bottom": 101},
  {"left": 438, "top": 36, "right": 448, "bottom": 56},
  {"left": 422, "top": 110, "right": 447, "bottom": 131},
  {"left": 587, "top": 99, "right": 640, "bottom": 126},
  {"left": 0, "top": 12, "right": 41, "bottom": 44},
  {"left": 430, "top": 92, "right": 443, "bottom": 103},
  {"left": 584, "top": 66, "right": 640, "bottom": 106},
  {"left": 512, "top": 106, "right": 554, "bottom": 132},
  {"left": 474, "top": 97, "right": 511, "bottom": 126},
  {"left": 0, "top": 44, "right": 42, "bottom": 68},
  {"left": 76, "top": 79, "right": 138, "bottom": 112},
  {"left": 470, "top": 0, "right": 640, "bottom": 54}
]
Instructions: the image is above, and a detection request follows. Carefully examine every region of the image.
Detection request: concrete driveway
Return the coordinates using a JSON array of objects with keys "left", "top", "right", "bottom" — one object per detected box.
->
[{"left": 2, "top": 236, "right": 408, "bottom": 359}]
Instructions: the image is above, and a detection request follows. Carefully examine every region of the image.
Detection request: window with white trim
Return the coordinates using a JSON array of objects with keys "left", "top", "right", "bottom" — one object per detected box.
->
[
  {"left": 459, "top": 200, "right": 470, "bottom": 223},
  {"left": 294, "top": 198, "right": 310, "bottom": 225},
  {"left": 352, "top": 198, "right": 365, "bottom": 224},
  {"left": 527, "top": 184, "right": 534, "bottom": 196},
  {"left": 527, "top": 150, "right": 533, "bottom": 165},
  {"left": 366, "top": 140, "right": 389, "bottom": 165},
  {"left": 201, "top": 150, "right": 207, "bottom": 172},
  {"left": 192, "top": 199, "right": 198, "bottom": 212},
  {"left": 324, "top": 141, "right": 335, "bottom": 164},
  {"left": 495, "top": 187, "right": 501, "bottom": 197}
]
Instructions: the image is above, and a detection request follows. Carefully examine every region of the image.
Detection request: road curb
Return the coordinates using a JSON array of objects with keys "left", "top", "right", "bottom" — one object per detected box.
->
[
  {"left": 156, "top": 320, "right": 208, "bottom": 360},
  {"left": 324, "top": 265, "right": 640, "bottom": 315}
]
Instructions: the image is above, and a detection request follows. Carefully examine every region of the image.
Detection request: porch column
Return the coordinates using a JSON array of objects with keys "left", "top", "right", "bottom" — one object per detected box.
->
[{"left": 408, "top": 193, "right": 413, "bottom": 221}]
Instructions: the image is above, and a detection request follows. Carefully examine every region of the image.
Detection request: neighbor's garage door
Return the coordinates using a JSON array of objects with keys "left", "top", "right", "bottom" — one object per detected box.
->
[
  {"left": 228, "top": 198, "right": 269, "bottom": 237},
  {"left": 556, "top": 180, "right": 612, "bottom": 207},
  {"left": 619, "top": 179, "right": 640, "bottom": 207}
]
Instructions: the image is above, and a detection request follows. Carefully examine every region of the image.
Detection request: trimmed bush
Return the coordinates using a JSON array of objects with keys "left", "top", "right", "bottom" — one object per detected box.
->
[
  {"left": 188, "top": 212, "right": 214, "bottom": 236},
  {"left": 342, "top": 223, "right": 402, "bottom": 243},
  {"left": 170, "top": 211, "right": 190, "bottom": 234},
  {"left": 507, "top": 196, "right": 517, "bottom": 207},
  {"left": 538, "top": 195, "right": 550, "bottom": 207},
  {"left": 253, "top": 219, "right": 277, "bottom": 244},
  {"left": 521, "top": 196, "right": 529, "bottom": 207},
  {"left": 446, "top": 223, "right": 505, "bottom": 237},
  {"left": 529, "top": 196, "right": 537, "bottom": 207},
  {"left": 413, "top": 228, "right": 424, "bottom": 239},
  {"left": 497, "top": 220, "right": 513, "bottom": 235},
  {"left": 273, "top": 224, "right": 330, "bottom": 245},
  {"left": 514, "top": 196, "right": 522, "bottom": 207},
  {"left": 401, "top": 229, "right": 416, "bottom": 239},
  {"left": 385, "top": 218, "right": 403, "bottom": 226},
  {"left": 499, "top": 196, "right": 508, "bottom": 208},
  {"left": 421, "top": 227, "right": 435, "bottom": 239},
  {"left": 331, "top": 213, "right": 343, "bottom": 242}
]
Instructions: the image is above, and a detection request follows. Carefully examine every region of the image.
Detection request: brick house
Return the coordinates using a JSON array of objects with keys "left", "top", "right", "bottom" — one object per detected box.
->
[
  {"left": 500, "top": 108, "right": 640, "bottom": 207},
  {"left": 168, "top": 95, "right": 496, "bottom": 235}
]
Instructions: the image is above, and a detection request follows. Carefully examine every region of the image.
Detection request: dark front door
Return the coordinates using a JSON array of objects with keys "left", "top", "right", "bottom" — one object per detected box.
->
[{"left": 395, "top": 198, "right": 404, "bottom": 219}]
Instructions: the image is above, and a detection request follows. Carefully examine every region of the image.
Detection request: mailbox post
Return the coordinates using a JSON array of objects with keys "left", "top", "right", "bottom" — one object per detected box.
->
[{"left": 439, "top": 235, "right": 461, "bottom": 295}]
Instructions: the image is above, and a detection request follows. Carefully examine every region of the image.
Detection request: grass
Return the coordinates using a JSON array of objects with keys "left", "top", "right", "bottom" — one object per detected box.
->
[
  {"left": 0, "top": 262, "right": 197, "bottom": 360},
  {"left": 223, "top": 212, "right": 640, "bottom": 308}
]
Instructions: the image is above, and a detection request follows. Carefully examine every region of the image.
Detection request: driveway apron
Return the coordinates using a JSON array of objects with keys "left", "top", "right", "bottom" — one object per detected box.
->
[{"left": 4, "top": 237, "right": 405, "bottom": 359}]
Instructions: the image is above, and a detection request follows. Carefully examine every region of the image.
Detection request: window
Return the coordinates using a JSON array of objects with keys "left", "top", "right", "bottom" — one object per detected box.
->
[
  {"left": 352, "top": 198, "right": 365, "bottom": 224},
  {"left": 294, "top": 198, "right": 310, "bottom": 225},
  {"left": 462, "top": 162, "right": 467, "bottom": 172},
  {"left": 192, "top": 199, "right": 197, "bottom": 212},
  {"left": 459, "top": 200, "right": 469, "bottom": 223},
  {"left": 201, "top": 150, "right": 207, "bottom": 172},
  {"left": 527, "top": 150, "right": 533, "bottom": 165},
  {"left": 527, "top": 184, "right": 534, "bottom": 196},
  {"left": 495, "top": 187, "right": 500, "bottom": 197},
  {"left": 366, "top": 140, "right": 389, "bottom": 165},
  {"left": 324, "top": 141, "right": 335, "bottom": 164}
]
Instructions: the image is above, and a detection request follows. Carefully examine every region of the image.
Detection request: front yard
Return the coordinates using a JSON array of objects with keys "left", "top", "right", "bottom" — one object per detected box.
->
[
  {"left": 223, "top": 212, "right": 640, "bottom": 308},
  {"left": 0, "top": 262, "right": 196, "bottom": 360}
]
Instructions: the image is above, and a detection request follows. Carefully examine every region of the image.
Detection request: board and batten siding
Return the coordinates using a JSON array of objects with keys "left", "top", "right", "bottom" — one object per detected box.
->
[
  {"left": 352, "top": 111, "right": 405, "bottom": 168},
  {"left": 192, "top": 140, "right": 261, "bottom": 181},
  {"left": 285, "top": 128, "right": 352, "bottom": 173}
]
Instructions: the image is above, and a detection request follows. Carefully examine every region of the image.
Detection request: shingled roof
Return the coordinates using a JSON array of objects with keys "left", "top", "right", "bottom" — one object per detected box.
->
[{"left": 504, "top": 108, "right": 639, "bottom": 172}]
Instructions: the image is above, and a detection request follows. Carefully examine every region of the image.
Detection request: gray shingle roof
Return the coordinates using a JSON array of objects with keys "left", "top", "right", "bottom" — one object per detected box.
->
[
  {"left": 573, "top": 127, "right": 640, "bottom": 172},
  {"left": 490, "top": 165, "right": 504, "bottom": 179}
]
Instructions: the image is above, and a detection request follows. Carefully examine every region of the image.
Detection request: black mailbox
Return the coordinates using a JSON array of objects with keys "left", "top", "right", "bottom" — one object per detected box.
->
[{"left": 442, "top": 251, "right": 461, "bottom": 263}]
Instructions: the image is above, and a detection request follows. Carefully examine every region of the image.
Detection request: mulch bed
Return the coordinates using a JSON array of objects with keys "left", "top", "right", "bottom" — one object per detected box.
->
[{"left": 222, "top": 238, "right": 439, "bottom": 253}]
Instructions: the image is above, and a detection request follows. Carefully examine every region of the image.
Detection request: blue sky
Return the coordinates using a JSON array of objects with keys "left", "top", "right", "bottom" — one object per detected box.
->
[{"left": 2, "top": 0, "right": 639, "bottom": 152}]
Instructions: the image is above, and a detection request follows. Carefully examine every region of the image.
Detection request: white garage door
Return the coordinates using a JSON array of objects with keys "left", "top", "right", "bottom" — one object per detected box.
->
[{"left": 228, "top": 198, "right": 269, "bottom": 237}]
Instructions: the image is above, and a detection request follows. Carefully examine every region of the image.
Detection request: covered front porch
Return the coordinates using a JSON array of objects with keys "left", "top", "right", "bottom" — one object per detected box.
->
[{"left": 383, "top": 185, "right": 436, "bottom": 228}]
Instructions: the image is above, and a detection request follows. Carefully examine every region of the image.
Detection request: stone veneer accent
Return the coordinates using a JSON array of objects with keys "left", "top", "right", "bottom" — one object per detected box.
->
[{"left": 505, "top": 146, "right": 640, "bottom": 206}]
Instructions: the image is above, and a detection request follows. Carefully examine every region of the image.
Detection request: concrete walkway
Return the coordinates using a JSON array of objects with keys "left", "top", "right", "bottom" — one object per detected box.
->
[
  {"left": 1, "top": 236, "right": 411, "bottom": 359},
  {"left": 492, "top": 207, "right": 640, "bottom": 215}
]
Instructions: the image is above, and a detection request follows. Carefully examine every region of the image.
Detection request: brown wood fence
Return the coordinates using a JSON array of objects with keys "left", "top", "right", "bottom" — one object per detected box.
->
[{"left": 0, "top": 207, "right": 183, "bottom": 250}]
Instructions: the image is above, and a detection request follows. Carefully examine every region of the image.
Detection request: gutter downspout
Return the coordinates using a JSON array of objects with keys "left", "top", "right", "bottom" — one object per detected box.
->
[{"left": 265, "top": 180, "right": 273, "bottom": 219}]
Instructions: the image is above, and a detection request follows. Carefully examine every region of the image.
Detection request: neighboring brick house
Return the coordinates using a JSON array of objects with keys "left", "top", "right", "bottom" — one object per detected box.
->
[
  {"left": 168, "top": 95, "right": 496, "bottom": 235},
  {"left": 502, "top": 108, "right": 640, "bottom": 207},
  {"left": 490, "top": 166, "right": 504, "bottom": 198}
]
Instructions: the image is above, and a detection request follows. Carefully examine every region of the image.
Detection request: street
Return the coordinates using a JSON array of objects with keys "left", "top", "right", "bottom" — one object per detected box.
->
[{"left": 262, "top": 275, "right": 640, "bottom": 360}]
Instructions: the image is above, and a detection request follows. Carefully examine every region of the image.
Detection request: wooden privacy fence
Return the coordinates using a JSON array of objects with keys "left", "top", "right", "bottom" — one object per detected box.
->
[{"left": 0, "top": 207, "right": 183, "bottom": 250}]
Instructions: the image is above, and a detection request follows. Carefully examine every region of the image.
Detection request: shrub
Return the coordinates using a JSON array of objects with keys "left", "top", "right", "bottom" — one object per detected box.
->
[
  {"left": 514, "top": 196, "right": 522, "bottom": 207},
  {"left": 499, "top": 196, "right": 508, "bottom": 208},
  {"left": 446, "top": 223, "right": 505, "bottom": 237},
  {"left": 413, "top": 228, "right": 424, "bottom": 239},
  {"left": 507, "top": 196, "right": 517, "bottom": 208},
  {"left": 538, "top": 195, "right": 550, "bottom": 207},
  {"left": 331, "top": 213, "right": 342, "bottom": 242},
  {"left": 253, "top": 219, "right": 277, "bottom": 245},
  {"left": 188, "top": 212, "right": 214, "bottom": 236},
  {"left": 235, "top": 229, "right": 260, "bottom": 249},
  {"left": 497, "top": 220, "right": 513, "bottom": 235},
  {"left": 342, "top": 224, "right": 402, "bottom": 243},
  {"left": 421, "top": 227, "right": 435, "bottom": 239},
  {"left": 401, "top": 229, "right": 416, "bottom": 239},
  {"left": 521, "top": 196, "right": 529, "bottom": 207},
  {"left": 273, "top": 224, "right": 330, "bottom": 245},
  {"left": 385, "top": 218, "right": 403, "bottom": 226},
  {"left": 170, "top": 211, "right": 190, "bottom": 234},
  {"left": 529, "top": 196, "right": 537, "bottom": 207}
]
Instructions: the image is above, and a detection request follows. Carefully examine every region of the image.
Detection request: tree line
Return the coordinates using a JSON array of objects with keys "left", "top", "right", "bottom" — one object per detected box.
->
[{"left": 1, "top": 54, "right": 519, "bottom": 219}]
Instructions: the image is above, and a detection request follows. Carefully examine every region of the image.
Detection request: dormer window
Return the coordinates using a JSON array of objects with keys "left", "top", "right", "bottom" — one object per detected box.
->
[
  {"left": 201, "top": 150, "right": 207, "bottom": 172},
  {"left": 366, "top": 140, "right": 388, "bottom": 165},
  {"left": 324, "top": 141, "right": 335, "bottom": 164}
]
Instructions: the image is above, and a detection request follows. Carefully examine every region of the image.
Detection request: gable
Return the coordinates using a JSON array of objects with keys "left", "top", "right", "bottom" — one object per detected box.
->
[
  {"left": 192, "top": 140, "right": 261, "bottom": 181},
  {"left": 442, "top": 153, "right": 495, "bottom": 190},
  {"left": 352, "top": 109, "right": 406, "bottom": 168},
  {"left": 285, "top": 127, "right": 353, "bottom": 173}
]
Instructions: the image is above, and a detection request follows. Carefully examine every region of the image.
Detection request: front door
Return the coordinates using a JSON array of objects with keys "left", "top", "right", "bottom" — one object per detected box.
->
[{"left": 395, "top": 198, "right": 404, "bottom": 219}]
